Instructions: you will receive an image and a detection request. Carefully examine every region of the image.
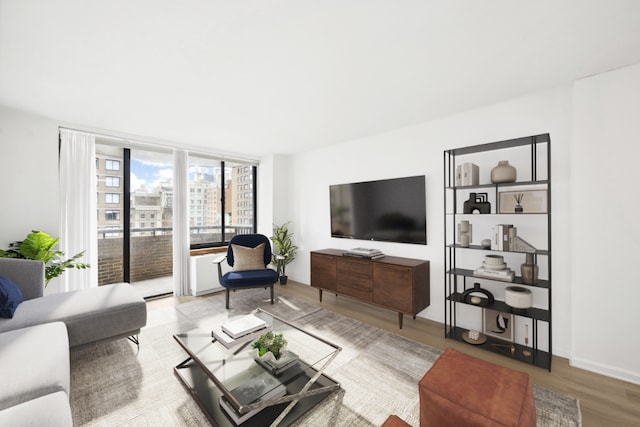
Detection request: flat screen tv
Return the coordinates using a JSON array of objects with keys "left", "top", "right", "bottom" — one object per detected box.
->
[{"left": 330, "top": 175, "right": 426, "bottom": 245}]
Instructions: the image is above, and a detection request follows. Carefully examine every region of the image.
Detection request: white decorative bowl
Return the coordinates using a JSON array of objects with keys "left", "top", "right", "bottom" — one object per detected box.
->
[
  {"left": 484, "top": 254, "right": 505, "bottom": 265},
  {"left": 482, "top": 261, "right": 507, "bottom": 271},
  {"left": 504, "top": 286, "right": 533, "bottom": 309}
]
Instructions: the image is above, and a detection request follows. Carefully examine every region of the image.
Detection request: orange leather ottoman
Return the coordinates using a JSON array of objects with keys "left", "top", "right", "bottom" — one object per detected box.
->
[
  {"left": 381, "top": 414, "right": 412, "bottom": 427},
  {"left": 419, "top": 348, "right": 535, "bottom": 427}
]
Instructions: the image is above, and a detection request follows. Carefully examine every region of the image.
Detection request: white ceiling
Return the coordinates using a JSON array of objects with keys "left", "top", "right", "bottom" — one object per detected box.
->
[{"left": 2, "top": 1, "right": 640, "bottom": 158}]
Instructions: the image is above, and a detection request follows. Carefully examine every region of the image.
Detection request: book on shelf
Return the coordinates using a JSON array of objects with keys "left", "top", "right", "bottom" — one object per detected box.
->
[
  {"left": 461, "top": 162, "right": 479, "bottom": 186},
  {"left": 492, "top": 224, "right": 514, "bottom": 251},
  {"left": 473, "top": 267, "right": 515, "bottom": 282},
  {"left": 508, "top": 227, "right": 517, "bottom": 252},
  {"left": 219, "top": 379, "right": 286, "bottom": 424},
  {"left": 212, "top": 324, "right": 272, "bottom": 349},
  {"left": 222, "top": 314, "right": 268, "bottom": 339}
]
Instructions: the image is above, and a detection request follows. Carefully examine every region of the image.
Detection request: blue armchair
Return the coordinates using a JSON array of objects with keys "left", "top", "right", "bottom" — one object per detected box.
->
[{"left": 213, "top": 234, "right": 282, "bottom": 309}]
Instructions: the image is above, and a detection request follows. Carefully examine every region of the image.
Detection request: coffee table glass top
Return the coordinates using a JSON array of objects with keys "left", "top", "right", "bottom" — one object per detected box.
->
[{"left": 173, "top": 308, "right": 341, "bottom": 421}]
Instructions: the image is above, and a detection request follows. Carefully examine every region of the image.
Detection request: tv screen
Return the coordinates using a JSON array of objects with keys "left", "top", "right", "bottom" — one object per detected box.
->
[{"left": 330, "top": 175, "right": 426, "bottom": 245}]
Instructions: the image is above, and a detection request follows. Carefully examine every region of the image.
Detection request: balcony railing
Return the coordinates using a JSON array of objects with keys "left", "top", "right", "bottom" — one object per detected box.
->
[
  {"left": 97, "top": 225, "right": 254, "bottom": 239},
  {"left": 97, "top": 225, "right": 254, "bottom": 286}
]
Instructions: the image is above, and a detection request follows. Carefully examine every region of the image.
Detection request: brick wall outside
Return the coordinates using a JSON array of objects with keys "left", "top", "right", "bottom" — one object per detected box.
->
[
  {"left": 98, "top": 235, "right": 173, "bottom": 285},
  {"left": 98, "top": 232, "right": 225, "bottom": 285}
]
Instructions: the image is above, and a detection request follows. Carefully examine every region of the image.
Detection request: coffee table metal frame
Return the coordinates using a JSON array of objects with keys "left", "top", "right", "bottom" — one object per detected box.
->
[{"left": 173, "top": 308, "right": 342, "bottom": 426}]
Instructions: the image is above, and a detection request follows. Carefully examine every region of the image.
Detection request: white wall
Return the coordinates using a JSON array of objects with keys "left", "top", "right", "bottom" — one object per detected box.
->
[
  {"left": 0, "top": 106, "right": 63, "bottom": 292},
  {"left": 285, "top": 84, "right": 573, "bottom": 355},
  {"left": 0, "top": 105, "right": 60, "bottom": 241},
  {"left": 570, "top": 63, "right": 640, "bottom": 384}
]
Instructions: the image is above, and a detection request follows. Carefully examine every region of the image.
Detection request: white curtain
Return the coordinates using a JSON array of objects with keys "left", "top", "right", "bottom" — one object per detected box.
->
[
  {"left": 173, "top": 149, "right": 190, "bottom": 296},
  {"left": 59, "top": 129, "right": 98, "bottom": 291}
]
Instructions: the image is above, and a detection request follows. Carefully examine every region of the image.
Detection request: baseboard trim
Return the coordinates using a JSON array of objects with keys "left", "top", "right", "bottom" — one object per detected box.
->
[{"left": 570, "top": 356, "right": 640, "bottom": 385}]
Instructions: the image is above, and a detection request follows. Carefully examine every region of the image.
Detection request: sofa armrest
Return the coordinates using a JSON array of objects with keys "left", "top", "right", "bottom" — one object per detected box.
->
[{"left": 0, "top": 258, "right": 45, "bottom": 300}]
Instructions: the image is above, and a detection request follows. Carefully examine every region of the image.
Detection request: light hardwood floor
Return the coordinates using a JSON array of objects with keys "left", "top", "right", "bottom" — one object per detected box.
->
[{"left": 148, "top": 282, "right": 640, "bottom": 427}]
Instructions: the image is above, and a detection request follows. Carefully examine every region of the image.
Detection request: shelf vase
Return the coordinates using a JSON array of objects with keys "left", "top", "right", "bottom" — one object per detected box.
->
[
  {"left": 490, "top": 160, "right": 517, "bottom": 183},
  {"left": 520, "top": 253, "right": 539, "bottom": 285}
]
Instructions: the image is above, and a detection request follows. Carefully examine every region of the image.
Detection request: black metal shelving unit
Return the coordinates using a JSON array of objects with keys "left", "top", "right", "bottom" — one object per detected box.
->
[{"left": 444, "top": 134, "right": 552, "bottom": 371}]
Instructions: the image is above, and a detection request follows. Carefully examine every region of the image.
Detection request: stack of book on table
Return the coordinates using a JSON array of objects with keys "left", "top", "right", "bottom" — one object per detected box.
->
[
  {"left": 219, "top": 370, "right": 286, "bottom": 424},
  {"left": 212, "top": 314, "right": 271, "bottom": 349},
  {"left": 343, "top": 247, "right": 385, "bottom": 259}
]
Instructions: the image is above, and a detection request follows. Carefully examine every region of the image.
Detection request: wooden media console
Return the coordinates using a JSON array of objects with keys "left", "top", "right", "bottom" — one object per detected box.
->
[{"left": 310, "top": 249, "right": 430, "bottom": 328}]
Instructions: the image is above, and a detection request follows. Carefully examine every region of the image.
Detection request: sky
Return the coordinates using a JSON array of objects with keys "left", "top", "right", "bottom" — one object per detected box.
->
[
  {"left": 130, "top": 159, "right": 172, "bottom": 191},
  {"left": 130, "top": 158, "right": 217, "bottom": 191}
]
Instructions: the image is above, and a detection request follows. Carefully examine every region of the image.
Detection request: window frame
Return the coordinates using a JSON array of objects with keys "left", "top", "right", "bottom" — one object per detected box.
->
[{"left": 188, "top": 160, "right": 257, "bottom": 250}]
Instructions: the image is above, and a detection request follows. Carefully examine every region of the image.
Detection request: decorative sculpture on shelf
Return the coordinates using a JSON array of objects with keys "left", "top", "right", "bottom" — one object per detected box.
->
[
  {"left": 460, "top": 283, "right": 495, "bottom": 307},
  {"left": 463, "top": 192, "right": 491, "bottom": 214},
  {"left": 457, "top": 220, "right": 472, "bottom": 247},
  {"left": 514, "top": 193, "right": 524, "bottom": 213}
]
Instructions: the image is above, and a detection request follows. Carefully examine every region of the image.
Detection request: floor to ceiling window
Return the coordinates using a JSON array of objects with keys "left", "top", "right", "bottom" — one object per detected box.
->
[{"left": 95, "top": 138, "right": 257, "bottom": 299}]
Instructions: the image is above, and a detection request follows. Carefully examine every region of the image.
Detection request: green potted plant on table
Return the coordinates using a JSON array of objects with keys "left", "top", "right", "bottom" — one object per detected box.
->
[
  {"left": 270, "top": 222, "right": 298, "bottom": 285},
  {"left": 252, "top": 331, "right": 287, "bottom": 360},
  {"left": 0, "top": 230, "right": 90, "bottom": 286}
]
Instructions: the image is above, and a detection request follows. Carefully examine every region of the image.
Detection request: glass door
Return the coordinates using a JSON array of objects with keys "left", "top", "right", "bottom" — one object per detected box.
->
[
  {"left": 129, "top": 150, "right": 173, "bottom": 297},
  {"left": 96, "top": 141, "right": 173, "bottom": 298}
]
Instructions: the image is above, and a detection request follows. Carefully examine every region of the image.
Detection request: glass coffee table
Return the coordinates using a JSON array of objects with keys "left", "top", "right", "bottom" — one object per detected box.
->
[{"left": 173, "top": 308, "right": 341, "bottom": 426}]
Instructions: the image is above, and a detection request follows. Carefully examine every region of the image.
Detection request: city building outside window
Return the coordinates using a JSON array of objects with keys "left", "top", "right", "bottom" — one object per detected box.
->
[{"left": 105, "top": 210, "right": 120, "bottom": 221}]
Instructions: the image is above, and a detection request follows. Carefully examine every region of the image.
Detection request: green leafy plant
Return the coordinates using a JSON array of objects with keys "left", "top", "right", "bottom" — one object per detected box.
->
[
  {"left": 251, "top": 331, "right": 287, "bottom": 359},
  {"left": 270, "top": 222, "right": 298, "bottom": 276},
  {"left": 0, "top": 230, "right": 90, "bottom": 286}
]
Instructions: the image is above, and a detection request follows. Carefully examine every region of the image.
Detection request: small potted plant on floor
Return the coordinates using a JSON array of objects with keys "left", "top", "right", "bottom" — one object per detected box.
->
[{"left": 270, "top": 222, "right": 298, "bottom": 285}]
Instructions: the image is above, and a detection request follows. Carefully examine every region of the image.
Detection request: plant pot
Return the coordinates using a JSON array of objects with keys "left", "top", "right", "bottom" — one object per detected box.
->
[{"left": 279, "top": 276, "right": 288, "bottom": 285}]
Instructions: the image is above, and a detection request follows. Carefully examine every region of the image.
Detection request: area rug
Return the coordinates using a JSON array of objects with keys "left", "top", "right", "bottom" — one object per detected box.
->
[{"left": 69, "top": 289, "right": 581, "bottom": 426}]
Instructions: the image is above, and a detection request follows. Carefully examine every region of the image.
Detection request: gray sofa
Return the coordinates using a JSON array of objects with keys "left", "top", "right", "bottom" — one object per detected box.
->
[
  {"left": 0, "top": 257, "right": 148, "bottom": 425},
  {"left": 0, "top": 322, "right": 73, "bottom": 426},
  {"left": 0, "top": 258, "right": 147, "bottom": 347}
]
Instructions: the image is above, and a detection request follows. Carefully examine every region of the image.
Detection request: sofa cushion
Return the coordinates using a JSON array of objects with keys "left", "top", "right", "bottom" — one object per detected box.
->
[
  {"left": 232, "top": 243, "right": 266, "bottom": 271},
  {"left": 221, "top": 269, "right": 279, "bottom": 288},
  {"left": 0, "top": 283, "right": 147, "bottom": 347},
  {"left": 0, "top": 275, "right": 24, "bottom": 318},
  {"left": 0, "top": 322, "right": 70, "bottom": 411},
  {"left": 0, "top": 391, "right": 72, "bottom": 427},
  {"left": 0, "top": 258, "right": 45, "bottom": 301}
]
